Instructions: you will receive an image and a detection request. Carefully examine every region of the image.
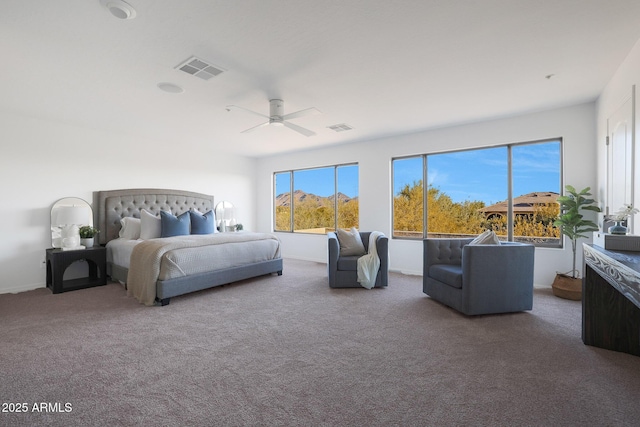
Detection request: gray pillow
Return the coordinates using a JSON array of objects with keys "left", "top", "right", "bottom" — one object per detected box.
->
[{"left": 337, "top": 227, "right": 366, "bottom": 256}]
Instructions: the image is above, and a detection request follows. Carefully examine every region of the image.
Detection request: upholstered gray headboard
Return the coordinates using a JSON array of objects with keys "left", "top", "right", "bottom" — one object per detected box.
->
[{"left": 95, "top": 189, "right": 214, "bottom": 245}]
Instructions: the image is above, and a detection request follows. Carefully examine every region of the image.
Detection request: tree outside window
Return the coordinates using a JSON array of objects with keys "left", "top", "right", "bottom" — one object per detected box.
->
[
  {"left": 274, "top": 164, "right": 359, "bottom": 234},
  {"left": 392, "top": 139, "right": 562, "bottom": 247}
]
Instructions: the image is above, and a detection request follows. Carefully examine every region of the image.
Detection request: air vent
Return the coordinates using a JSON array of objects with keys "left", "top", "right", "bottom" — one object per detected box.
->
[
  {"left": 175, "top": 56, "right": 225, "bottom": 81},
  {"left": 327, "top": 123, "right": 353, "bottom": 132}
]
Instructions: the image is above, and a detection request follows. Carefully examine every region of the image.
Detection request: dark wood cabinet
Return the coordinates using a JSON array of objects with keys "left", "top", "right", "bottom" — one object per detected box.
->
[
  {"left": 46, "top": 246, "right": 107, "bottom": 294},
  {"left": 582, "top": 244, "right": 640, "bottom": 357}
]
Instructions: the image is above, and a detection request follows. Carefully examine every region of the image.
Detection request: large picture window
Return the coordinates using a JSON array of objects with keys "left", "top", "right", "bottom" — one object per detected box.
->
[
  {"left": 392, "top": 139, "right": 562, "bottom": 247},
  {"left": 274, "top": 164, "right": 359, "bottom": 234}
]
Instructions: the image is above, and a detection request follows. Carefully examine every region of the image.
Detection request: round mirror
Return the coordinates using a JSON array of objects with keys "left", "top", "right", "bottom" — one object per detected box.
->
[
  {"left": 215, "top": 201, "right": 235, "bottom": 232},
  {"left": 51, "top": 197, "right": 92, "bottom": 248}
]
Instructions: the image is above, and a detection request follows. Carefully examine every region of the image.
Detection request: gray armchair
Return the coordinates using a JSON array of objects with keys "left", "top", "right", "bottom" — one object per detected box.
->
[
  {"left": 328, "top": 231, "right": 388, "bottom": 288},
  {"left": 423, "top": 238, "right": 534, "bottom": 315}
]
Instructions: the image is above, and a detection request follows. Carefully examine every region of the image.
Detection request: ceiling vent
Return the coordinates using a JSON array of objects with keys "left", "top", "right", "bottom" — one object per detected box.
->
[
  {"left": 175, "top": 56, "right": 225, "bottom": 81},
  {"left": 327, "top": 123, "right": 353, "bottom": 132}
]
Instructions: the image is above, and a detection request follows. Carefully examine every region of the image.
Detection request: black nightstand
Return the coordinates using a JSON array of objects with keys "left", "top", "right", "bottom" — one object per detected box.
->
[{"left": 46, "top": 246, "right": 107, "bottom": 294}]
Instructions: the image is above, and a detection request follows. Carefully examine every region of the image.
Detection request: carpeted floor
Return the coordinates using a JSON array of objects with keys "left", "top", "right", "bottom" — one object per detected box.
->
[{"left": 1, "top": 258, "right": 639, "bottom": 426}]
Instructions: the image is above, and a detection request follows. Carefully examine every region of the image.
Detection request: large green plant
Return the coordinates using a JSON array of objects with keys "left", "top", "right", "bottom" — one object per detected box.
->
[{"left": 553, "top": 185, "right": 601, "bottom": 278}]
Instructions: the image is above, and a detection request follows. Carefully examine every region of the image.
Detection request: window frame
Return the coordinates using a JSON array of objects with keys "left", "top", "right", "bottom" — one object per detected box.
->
[
  {"left": 391, "top": 138, "right": 563, "bottom": 248},
  {"left": 273, "top": 162, "right": 359, "bottom": 234}
]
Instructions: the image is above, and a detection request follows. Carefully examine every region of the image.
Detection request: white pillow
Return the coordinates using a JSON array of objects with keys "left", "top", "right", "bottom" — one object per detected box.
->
[
  {"left": 336, "top": 227, "right": 366, "bottom": 256},
  {"left": 119, "top": 217, "right": 141, "bottom": 240},
  {"left": 469, "top": 230, "right": 501, "bottom": 245},
  {"left": 140, "top": 209, "right": 162, "bottom": 240}
]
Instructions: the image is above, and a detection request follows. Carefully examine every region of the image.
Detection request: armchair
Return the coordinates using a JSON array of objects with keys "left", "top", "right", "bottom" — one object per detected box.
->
[
  {"left": 328, "top": 231, "right": 388, "bottom": 288},
  {"left": 423, "top": 238, "right": 534, "bottom": 315}
]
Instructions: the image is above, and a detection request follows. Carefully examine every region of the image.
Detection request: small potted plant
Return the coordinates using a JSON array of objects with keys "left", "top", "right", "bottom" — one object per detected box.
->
[
  {"left": 79, "top": 226, "right": 99, "bottom": 248},
  {"left": 552, "top": 185, "right": 600, "bottom": 300},
  {"left": 608, "top": 204, "right": 639, "bottom": 235}
]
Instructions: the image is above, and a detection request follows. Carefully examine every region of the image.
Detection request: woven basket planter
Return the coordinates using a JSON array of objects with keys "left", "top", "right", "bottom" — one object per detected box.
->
[{"left": 552, "top": 273, "right": 582, "bottom": 301}]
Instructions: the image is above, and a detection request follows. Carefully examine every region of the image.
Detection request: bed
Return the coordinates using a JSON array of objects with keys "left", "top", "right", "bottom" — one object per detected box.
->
[{"left": 95, "top": 188, "right": 282, "bottom": 306}]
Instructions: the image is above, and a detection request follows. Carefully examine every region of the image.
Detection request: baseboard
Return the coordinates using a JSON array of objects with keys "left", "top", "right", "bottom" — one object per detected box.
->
[{"left": 1, "top": 282, "right": 45, "bottom": 295}]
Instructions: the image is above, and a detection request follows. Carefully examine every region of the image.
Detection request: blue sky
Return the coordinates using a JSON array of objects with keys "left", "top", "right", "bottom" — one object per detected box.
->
[
  {"left": 276, "top": 141, "right": 560, "bottom": 204},
  {"left": 276, "top": 164, "right": 359, "bottom": 198},
  {"left": 395, "top": 141, "right": 561, "bottom": 205}
]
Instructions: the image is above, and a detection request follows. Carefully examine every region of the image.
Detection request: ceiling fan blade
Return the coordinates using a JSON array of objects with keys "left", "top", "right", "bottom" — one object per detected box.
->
[
  {"left": 226, "top": 105, "right": 269, "bottom": 119},
  {"left": 282, "top": 107, "right": 321, "bottom": 121},
  {"left": 283, "top": 121, "right": 316, "bottom": 137},
  {"left": 241, "top": 121, "right": 270, "bottom": 133}
]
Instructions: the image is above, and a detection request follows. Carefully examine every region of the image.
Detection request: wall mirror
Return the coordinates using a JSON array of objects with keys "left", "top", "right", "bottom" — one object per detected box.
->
[
  {"left": 51, "top": 197, "right": 92, "bottom": 248},
  {"left": 215, "top": 201, "right": 235, "bottom": 232}
]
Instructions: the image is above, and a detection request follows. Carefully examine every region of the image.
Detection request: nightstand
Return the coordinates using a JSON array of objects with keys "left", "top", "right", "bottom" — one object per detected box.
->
[{"left": 46, "top": 246, "right": 107, "bottom": 294}]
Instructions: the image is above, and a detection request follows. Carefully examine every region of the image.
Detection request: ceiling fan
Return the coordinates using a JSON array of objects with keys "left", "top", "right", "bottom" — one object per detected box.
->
[{"left": 226, "top": 99, "right": 321, "bottom": 137}]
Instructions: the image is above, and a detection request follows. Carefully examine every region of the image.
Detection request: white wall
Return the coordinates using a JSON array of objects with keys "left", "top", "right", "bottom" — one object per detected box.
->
[
  {"left": 256, "top": 102, "right": 598, "bottom": 286},
  {"left": 0, "top": 111, "right": 257, "bottom": 294},
  {"left": 596, "top": 38, "right": 640, "bottom": 227},
  {"left": 0, "top": 98, "right": 601, "bottom": 294}
]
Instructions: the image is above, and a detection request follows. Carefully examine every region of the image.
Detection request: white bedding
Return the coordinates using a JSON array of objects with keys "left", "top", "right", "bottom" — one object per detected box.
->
[
  {"left": 158, "top": 236, "right": 279, "bottom": 280},
  {"left": 106, "top": 238, "right": 141, "bottom": 269},
  {"left": 127, "top": 232, "right": 281, "bottom": 305},
  {"left": 106, "top": 232, "right": 280, "bottom": 303},
  {"left": 107, "top": 233, "right": 281, "bottom": 281}
]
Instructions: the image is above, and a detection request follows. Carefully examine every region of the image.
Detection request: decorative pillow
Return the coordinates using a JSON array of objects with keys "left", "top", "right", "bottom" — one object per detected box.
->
[
  {"left": 140, "top": 209, "right": 162, "bottom": 240},
  {"left": 190, "top": 209, "right": 215, "bottom": 235},
  {"left": 160, "top": 211, "right": 191, "bottom": 238},
  {"left": 119, "top": 217, "right": 141, "bottom": 240},
  {"left": 337, "top": 227, "right": 366, "bottom": 256},
  {"left": 469, "top": 230, "right": 501, "bottom": 245}
]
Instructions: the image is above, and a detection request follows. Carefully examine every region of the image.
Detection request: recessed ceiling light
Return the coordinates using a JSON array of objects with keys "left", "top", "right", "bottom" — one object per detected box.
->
[
  {"left": 157, "top": 82, "right": 184, "bottom": 94},
  {"left": 100, "top": 0, "right": 137, "bottom": 20}
]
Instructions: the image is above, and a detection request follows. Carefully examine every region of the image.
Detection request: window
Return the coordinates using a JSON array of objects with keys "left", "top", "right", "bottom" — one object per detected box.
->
[
  {"left": 427, "top": 147, "right": 507, "bottom": 238},
  {"left": 336, "top": 164, "right": 359, "bottom": 229},
  {"left": 274, "top": 172, "right": 292, "bottom": 232},
  {"left": 274, "top": 164, "right": 359, "bottom": 234},
  {"left": 392, "top": 157, "right": 423, "bottom": 238},
  {"left": 392, "top": 139, "right": 562, "bottom": 247},
  {"left": 511, "top": 141, "right": 561, "bottom": 245}
]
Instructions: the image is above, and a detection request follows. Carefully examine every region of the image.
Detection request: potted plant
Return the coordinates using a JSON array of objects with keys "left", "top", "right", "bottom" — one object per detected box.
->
[
  {"left": 79, "top": 226, "right": 99, "bottom": 248},
  {"left": 552, "top": 185, "right": 601, "bottom": 300},
  {"left": 608, "top": 204, "right": 639, "bottom": 234}
]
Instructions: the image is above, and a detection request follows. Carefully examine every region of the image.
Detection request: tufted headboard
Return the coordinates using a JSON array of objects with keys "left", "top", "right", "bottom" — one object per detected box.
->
[{"left": 94, "top": 189, "right": 214, "bottom": 245}]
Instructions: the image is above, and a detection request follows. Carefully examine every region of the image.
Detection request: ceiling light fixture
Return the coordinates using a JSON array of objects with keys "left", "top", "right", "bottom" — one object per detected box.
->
[
  {"left": 100, "top": 0, "right": 137, "bottom": 20},
  {"left": 157, "top": 82, "right": 184, "bottom": 94}
]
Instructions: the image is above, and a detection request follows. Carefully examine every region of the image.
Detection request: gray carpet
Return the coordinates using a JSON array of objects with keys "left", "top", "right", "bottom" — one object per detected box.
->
[{"left": 1, "top": 258, "right": 639, "bottom": 427}]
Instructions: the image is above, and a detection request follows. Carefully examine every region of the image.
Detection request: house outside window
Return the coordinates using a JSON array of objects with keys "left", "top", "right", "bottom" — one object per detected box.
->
[
  {"left": 274, "top": 164, "right": 359, "bottom": 234},
  {"left": 392, "top": 139, "right": 562, "bottom": 247}
]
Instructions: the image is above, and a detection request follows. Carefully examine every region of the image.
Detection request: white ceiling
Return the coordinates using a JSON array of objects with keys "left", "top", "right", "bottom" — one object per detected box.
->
[{"left": 2, "top": 0, "right": 640, "bottom": 157}]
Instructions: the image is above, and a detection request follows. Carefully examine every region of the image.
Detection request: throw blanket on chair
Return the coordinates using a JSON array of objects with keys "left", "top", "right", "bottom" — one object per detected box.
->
[{"left": 357, "top": 231, "right": 384, "bottom": 289}]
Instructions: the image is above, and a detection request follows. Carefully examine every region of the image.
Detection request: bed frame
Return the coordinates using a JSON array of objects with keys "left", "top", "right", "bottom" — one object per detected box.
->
[{"left": 94, "top": 188, "right": 283, "bottom": 305}]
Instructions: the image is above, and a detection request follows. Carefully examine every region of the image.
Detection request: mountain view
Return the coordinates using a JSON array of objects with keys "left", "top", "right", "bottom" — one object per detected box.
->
[
  {"left": 276, "top": 186, "right": 559, "bottom": 245},
  {"left": 275, "top": 190, "right": 359, "bottom": 232},
  {"left": 275, "top": 190, "right": 356, "bottom": 207}
]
